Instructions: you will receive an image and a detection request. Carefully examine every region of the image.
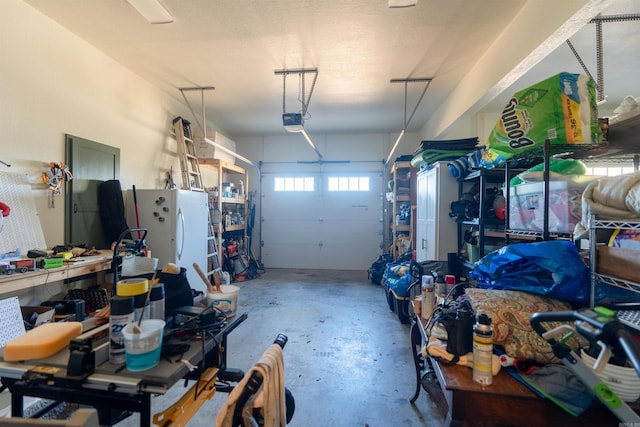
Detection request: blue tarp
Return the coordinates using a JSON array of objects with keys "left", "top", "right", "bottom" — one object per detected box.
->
[{"left": 469, "top": 240, "right": 590, "bottom": 304}]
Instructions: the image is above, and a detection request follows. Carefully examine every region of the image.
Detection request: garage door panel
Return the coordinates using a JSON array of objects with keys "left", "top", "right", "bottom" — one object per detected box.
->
[
  {"left": 263, "top": 221, "right": 317, "bottom": 242},
  {"left": 322, "top": 217, "right": 381, "bottom": 268},
  {"left": 263, "top": 194, "right": 317, "bottom": 211},
  {"left": 262, "top": 169, "right": 382, "bottom": 269},
  {"left": 263, "top": 243, "right": 322, "bottom": 269},
  {"left": 262, "top": 219, "right": 318, "bottom": 245},
  {"left": 321, "top": 242, "right": 380, "bottom": 269}
]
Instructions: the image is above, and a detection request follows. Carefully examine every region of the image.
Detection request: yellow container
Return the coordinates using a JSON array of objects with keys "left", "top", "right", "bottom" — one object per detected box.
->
[{"left": 117, "top": 278, "right": 149, "bottom": 297}]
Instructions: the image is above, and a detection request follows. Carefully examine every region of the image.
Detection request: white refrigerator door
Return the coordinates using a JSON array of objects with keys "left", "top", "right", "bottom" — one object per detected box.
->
[
  {"left": 174, "top": 190, "right": 208, "bottom": 292},
  {"left": 126, "top": 189, "right": 208, "bottom": 293}
]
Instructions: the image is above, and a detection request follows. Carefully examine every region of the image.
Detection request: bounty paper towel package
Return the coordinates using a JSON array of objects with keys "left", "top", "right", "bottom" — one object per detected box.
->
[{"left": 482, "top": 72, "right": 600, "bottom": 168}]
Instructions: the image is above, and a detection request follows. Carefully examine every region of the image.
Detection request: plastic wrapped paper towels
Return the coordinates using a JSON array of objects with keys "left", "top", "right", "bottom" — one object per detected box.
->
[{"left": 481, "top": 72, "right": 601, "bottom": 169}]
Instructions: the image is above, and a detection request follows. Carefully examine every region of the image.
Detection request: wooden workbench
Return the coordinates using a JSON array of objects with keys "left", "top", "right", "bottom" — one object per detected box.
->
[
  {"left": 409, "top": 299, "right": 639, "bottom": 427},
  {"left": 429, "top": 357, "right": 637, "bottom": 427},
  {"left": 0, "top": 251, "right": 112, "bottom": 295},
  {"left": 0, "top": 312, "right": 249, "bottom": 426}
]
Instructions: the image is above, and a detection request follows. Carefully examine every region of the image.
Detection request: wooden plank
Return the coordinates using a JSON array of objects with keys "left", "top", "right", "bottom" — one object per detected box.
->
[{"left": 0, "top": 250, "right": 111, "bottom": 295}]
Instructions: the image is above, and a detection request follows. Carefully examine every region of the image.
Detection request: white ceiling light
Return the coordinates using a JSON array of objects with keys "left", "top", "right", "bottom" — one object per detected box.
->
[
  {"left": 300, "top": 129, "right": 323, "bottom": 160},
  {"left": 126, "top": 0, "right": 174, "bottom": 24},
  {"left": 389, "top": 0, "right": 417, "bottom": 8}
]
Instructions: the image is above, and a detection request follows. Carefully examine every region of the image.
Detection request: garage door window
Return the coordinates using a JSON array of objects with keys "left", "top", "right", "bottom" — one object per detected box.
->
[
  {"left": 328, "top": 176, "right": 370, "bottom": 192},
  {"left": 274, "top": 177, "right": 315, "bottom": 192}
]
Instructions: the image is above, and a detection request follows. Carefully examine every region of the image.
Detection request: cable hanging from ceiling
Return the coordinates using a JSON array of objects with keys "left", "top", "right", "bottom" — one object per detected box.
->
[
  {"left": 279, "top": 68, "right": 318, "bottom": 120},
  {"left": 275, "top": 68, "right": 322, "bottom": 160}
]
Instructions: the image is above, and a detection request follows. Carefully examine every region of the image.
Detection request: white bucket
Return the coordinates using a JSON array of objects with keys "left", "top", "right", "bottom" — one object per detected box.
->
[
  {"left": 581, "top": 349, "right": 640, "bottom": 402},
  {"left": 207, "top": 285, "right": 239, "bottom": 318},
  {"left": 122, "top": 319, "right": 165, "bottom": 372}
]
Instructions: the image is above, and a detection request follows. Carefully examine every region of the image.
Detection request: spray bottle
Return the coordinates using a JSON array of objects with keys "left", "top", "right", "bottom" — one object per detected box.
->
[
  {"left": 421, "top": 274, "right": 434, "bottom": 321},
  {"left": 109, "top": 296, "right": 134, "bottom": 365},
  {"left": 472, "top": 313, "right": 494, "bottom": 386}
]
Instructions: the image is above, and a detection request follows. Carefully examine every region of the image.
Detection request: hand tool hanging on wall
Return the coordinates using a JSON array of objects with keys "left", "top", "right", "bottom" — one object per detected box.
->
[{"left": 42, "top": 161, "right": 73, "bottom": 208}]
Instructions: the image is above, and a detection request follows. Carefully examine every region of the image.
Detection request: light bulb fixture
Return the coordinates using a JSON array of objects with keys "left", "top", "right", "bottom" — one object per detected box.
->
[
  {"left": 385, "top": 129, "right": 406, "bottom": 164},
  {"left": 126, "top": 0, "right": 174, "bottom": 24},
  {"left": 204, "top": 137, "right": 256, "bottom": 167},
  {"left": 389, "top": 0, "right": 417, "bottom": 8},
  {"left": 386, "top": 77, "right": 432, "bottom": 164},
  {"left": 301, "top": 129, "right": 323, "bottom": 160}
]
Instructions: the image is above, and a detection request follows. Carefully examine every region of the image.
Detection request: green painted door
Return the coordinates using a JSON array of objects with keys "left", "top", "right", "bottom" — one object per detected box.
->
[{"left": 65, "top": 135, "right": 120, "bottom": 250}]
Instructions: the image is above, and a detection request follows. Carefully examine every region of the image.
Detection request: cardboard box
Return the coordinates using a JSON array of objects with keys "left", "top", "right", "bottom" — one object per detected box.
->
[
  {"left": 194, "top": 130, "right": 236, "bottom": 164},
  {"left": 21, "top": 306, "right": 55, "bottom": 327},
  {"left": 597, "top": 246, "right": 640, "bottom": 284},
  {"left": 508, "top": 179, "right": 588, "bottom": 234}
]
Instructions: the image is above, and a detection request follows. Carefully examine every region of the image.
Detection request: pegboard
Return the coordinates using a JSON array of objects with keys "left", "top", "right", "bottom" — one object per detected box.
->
[
  {"left": 0, "top": 296, "right": 26, "bottom": 350},
  {"left": 0, "top": 172, "right": 47, "bottom": 255}
]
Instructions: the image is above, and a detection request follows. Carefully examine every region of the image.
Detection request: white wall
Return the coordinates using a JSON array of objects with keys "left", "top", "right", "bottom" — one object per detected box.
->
[
  {"left": 0, "top": 1, "right": 195, "bottom": 250},
  {"left": 0, "top": 1, "right": 221, "bottom": 302}
]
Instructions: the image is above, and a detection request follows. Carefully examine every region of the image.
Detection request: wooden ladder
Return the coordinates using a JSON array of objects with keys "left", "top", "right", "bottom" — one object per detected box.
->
[
  {"left": 173, "top": 116, "right": 204, "bottom": 191},
  {"left": 206, "top": 201, "right": 223, "bottom": 282}
]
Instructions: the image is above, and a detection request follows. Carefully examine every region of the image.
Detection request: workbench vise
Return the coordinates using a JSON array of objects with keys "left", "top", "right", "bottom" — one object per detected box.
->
[
  {"left": 21, "top": 323, "right": 109, "bottom": 389},
  {"left": 68, "top": 323, "right": 110, "bottom": 377}
]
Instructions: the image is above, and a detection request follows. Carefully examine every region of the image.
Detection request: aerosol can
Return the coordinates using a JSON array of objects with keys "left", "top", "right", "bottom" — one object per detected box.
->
[
  {"left": 421, "top": 275, "right": 434, "bottom": 321},
  {"left": 473, "top": 313, "right": 493, "bottom": 386}
]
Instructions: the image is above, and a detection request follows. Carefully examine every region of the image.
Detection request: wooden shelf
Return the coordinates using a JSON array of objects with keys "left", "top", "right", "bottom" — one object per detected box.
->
[
  {"left": 387, "top": 159, "right": 416, "bottom": 260},
  {"left": 199, "top": 158, "right": 245, "bottom": 174},
  {"left": 390, "top": 161, "right": 411, "bottom": 174},
  {"left": 0, "top": 250, "right": 112, "bottom": 296},
  {"left": 198, "top": 158, "right": 248, "bottom": 279}
]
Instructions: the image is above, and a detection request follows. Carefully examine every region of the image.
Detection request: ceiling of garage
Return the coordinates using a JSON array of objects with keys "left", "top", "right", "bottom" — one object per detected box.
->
[{"left": 22, "top": 0, "right": 640, "bottom": 139}]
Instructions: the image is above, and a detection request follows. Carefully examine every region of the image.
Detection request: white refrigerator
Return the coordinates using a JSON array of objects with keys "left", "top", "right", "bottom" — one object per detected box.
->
[{"left": 126, "top": 189, "right": 208, "bottom": 293}]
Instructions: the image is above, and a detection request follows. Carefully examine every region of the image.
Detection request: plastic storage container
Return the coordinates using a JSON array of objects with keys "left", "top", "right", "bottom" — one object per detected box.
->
[
  {"left": 122, "top": 319, "right": 165, "bottom": 371},
  {"left": 383, "top": 282, "right": 410, "bottom": 324},
  {"left": 207, "top": 285, "right": 239, "bottom": 318},
  {"left": 508, "top": 178, "right": 592, "bottom": 234}
]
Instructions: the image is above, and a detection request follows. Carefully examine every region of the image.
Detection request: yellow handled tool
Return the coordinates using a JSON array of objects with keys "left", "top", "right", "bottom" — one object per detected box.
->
[{"left": 153, "top": 367, "right": 219, "bottom": 426}]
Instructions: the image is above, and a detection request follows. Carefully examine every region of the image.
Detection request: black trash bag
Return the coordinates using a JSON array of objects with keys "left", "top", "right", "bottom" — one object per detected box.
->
[{"left": 368, "top": 253, "right": 393, "bottom": 285}]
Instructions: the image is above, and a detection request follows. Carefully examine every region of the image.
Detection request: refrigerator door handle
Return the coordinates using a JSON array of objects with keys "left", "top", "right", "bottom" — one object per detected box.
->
[{"left": 177, "top": 207, "right": 185, "bottom": 260}]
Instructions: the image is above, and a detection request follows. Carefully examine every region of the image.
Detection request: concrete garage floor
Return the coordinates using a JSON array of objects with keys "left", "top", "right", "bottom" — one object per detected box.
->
[{"left": 117, "top": 268, "right": 445, "bottom": 427}]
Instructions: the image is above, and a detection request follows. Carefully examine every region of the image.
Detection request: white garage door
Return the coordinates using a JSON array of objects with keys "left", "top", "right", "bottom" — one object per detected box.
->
[{"left": 261, "top": 167, "right": 383, "bottom": 270}]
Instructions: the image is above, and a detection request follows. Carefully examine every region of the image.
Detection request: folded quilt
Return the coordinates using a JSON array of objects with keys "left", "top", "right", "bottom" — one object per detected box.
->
[{"left": 575, "top": 171, "right": 640, "bottom": 237}]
